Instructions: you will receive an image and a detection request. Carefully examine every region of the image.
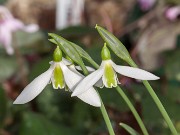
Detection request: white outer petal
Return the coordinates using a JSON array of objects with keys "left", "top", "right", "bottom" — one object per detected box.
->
[
  {"left": 111, "top": 61, "right": 160, "bottom": 80},
  {"left": 95, "top": 79, "right": 104, "bottom": 88},
  {"left": 60, "top": 62, "right": 82, "bottom": 90},
  {"left": 77, "top": 89, "right": 101, "bottom": 107},
  {"left": 70, "top": 65, "right": 103, "bottom": 88},
  {"left": 72, "top": 65, "right": 104, "bottom": 96},
  {"left": 13, "top": 66, "right": 54, "bottom": 104},
  {"left": 62, "top": 57, "right": 72, "bottom": 65},
  {"left": 60, "top": 62, "right": 101, "bottom": 107},
  {"left": 68, "top": 65, "right": 83, "bottom": 77}
]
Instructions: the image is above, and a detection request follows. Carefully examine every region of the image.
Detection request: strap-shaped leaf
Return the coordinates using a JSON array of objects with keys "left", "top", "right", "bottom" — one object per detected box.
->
[
  {"left": 48, "top": 33, "right": 84, "bottom": 66},
  {"left": 48, "top": 38, "right": 57, "bottom": 45},
  {"left": 69, "top": 42, "right": 99, "bottom": 68},
  {"left": 96, "top": 25, "right": 131, "bottom": 61},
  {"left": 49, "top": 38, "right": 99, "bottom": 68},
  {"left": 70, "top": 42, "right": 93, "bottom": 61},
  {"left": 120, "top": 123, "right": 140, "bottom": 135}
]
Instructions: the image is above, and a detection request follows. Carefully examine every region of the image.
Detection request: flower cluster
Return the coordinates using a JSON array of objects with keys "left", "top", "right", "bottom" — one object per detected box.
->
[
  {"left": 14, "top": 46, "right": 101, "bottom": 107},
  {"left": 0, "top": 6, "right": 39, "bottom": 55},
  {"left": 14, "top": 44, "right": 159, "bottom": 107}
]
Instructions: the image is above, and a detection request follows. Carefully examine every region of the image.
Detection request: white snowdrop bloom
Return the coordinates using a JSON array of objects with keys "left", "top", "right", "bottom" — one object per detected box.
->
[
  {"left": 13, "top": 46, "right": 101, "bottom": 107},
  {"left": 72, "top": 44, "right": 160, "bottom": 96}
]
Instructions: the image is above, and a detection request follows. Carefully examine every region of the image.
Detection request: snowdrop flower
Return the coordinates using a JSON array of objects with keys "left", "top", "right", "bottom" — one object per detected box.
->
[
  {"left": 137, "top": 0, "right": 156, "bottom": 11},
  {"left": 13, "top": 46, "right": 101, "bottom": 107},
  {"left": 0, "top": 6, "right": 39, "bottom": 55},
  {"left": 72, "top": 44, "right": 159, "bottom": 96},
  {"left": 165, "top": 6, "right": 180, "bottom": 21}
]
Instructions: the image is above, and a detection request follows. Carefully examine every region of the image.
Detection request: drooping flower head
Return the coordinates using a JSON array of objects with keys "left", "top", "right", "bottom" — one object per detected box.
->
[
  {"left": 13, "top": 46, "right": 101, "bottom": 107},
  {"left": 72, "top": 43, "right": 159, "bottom": 96},
  {"left": 0, "top": 6, "right": 39, "bottom": 55}
]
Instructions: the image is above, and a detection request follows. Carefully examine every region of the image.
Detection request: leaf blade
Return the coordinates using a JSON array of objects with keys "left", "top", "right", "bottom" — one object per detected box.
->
[
  {"left": 48, "top": 33, "right": 84, "bottom": 66},
  {"left": 120, "top": 123, "right": 140, "bottom": 135},
  {"left": 96, "top": 25, "right": 131, "bottom": 61}
]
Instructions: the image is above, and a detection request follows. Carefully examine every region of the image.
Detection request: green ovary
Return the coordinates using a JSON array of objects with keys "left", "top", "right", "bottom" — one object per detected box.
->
[
  {"left": 53, "top": 65, "right": 65, "bottom": 89},
  {"left": 104, "top": 63, "right": 117, "bottom": 88}
]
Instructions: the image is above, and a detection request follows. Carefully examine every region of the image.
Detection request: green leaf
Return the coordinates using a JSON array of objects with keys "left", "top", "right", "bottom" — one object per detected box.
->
[
  {"left": 120, "top": 123, "right": 140, "bottom": 135},
  {"left": 0, "top": 56, "right": 18, "bottom": 82},
  {"left": 96, "top": 25, "right": 131, "bottom": 61},
  {"left": 70, "top": 42, "right": 100, "bottom": 68},
  {"left": 0, "top": 87, "right": 7, "bottom": 127},
  {"left": 48, "top": 33, "right": 84, "bottom": 66},
  {"left": 70, "top": 42, "right": 93, "bottom": 61},
  {"left": 19, "top": 112, "right": 80, "bottom": 135},
  {"left": 49, "top": 39, "right": 96, "bottom": 65},
  {"left": 48, "top": 38, "right": 57, "bottom": 45}
]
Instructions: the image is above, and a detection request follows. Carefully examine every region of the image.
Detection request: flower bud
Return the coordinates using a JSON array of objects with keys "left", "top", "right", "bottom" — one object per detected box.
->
[
  {"left": 101, "top": 43, "right": 111, "bottom": 60},
  {"left": 53, "top": 46, "right": 62, "bottom": 62}
]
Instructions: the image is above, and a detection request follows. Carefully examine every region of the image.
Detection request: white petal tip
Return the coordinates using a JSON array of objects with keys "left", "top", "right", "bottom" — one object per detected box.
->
[
  {"left": 93, "top": 102, "right": 101, "bottom": 107},
  {"left": 154, "top": 76, "right": 160, "bottom": 80},
  {"left": 145, "top": 75, "right": 160, "bottom": 80},
  {"left": 13, "top": 100, "right": 26, "bottom": 104},
  {"left": 71, "top": 92, "right": 77, "bottom": 97},
  {"left": 72, "top": 90, "right": 84, "bottom": 97}
]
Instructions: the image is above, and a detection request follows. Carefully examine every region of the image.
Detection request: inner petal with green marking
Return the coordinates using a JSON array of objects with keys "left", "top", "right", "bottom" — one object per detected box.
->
[
  {"left": 102, "top": 62, "right": 117, "bottom": 88},
  {"left": 53, "top": 64, "right": 65, "bottom": 89}
]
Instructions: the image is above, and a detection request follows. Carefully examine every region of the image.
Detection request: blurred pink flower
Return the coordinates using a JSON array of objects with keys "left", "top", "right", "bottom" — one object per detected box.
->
[
  {"left": 138, "top": 0, "right": 156, "bottom": 11},
  {"left": 0, "top": 6, "right": 39, "bottom": 55},
  {"left": 165, "top": 6, "right": 180, "bottom": 21}
]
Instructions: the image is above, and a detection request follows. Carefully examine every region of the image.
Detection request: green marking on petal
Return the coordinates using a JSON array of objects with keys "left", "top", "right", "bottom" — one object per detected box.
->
[
  {"left": 53, "top": 64, "right": 65, "bottom": 89},
  {"left": 103, "top": 63, "right": 117, "bottom": 88}
]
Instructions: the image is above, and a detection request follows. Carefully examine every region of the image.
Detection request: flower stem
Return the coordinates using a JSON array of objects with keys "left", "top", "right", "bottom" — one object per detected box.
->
[
  {"left": 81, "top": 64, "right": 116, "bottom": 135},
  {"left": 80, "top": 64, "right": 89, "bottom": 75},
  {"left": 115, "top": 86, "right": 149, "bottom": 135},
  {"left": 100, "top": 98, "right": 116, "bottom": 135},
  {"left": 142, "top": 81, "right": 178, "bottom": 135},
  {"left": 128, "top": 60, "right": 179, "bottom": 135},
  {"left": 89, "top": 60, "right": 148, "bottom": 135}
]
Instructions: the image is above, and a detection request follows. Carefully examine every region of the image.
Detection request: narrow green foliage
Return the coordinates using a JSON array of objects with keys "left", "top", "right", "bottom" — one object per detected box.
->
[
  {"left": 120, "top": 123, "right": 140, "bottom": 135},
  {"left": 49, "top": 38, "right": 99, "bottom": 68},
  {"left": 96, "top": 25, "right": 131, "bottom": 62},
  {"left": 48, "top": 33, "right": 83, "bottom": 67}
]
